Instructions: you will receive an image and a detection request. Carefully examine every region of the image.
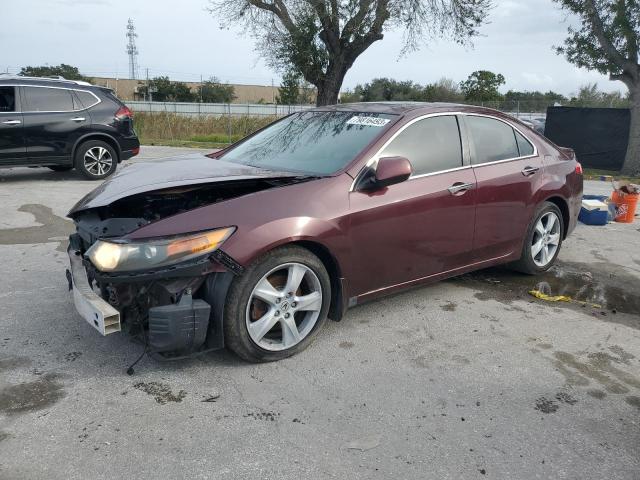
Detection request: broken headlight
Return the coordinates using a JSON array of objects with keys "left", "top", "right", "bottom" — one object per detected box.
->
[{"left": 86, "top": 227, "right": 236, "bottom": 272}]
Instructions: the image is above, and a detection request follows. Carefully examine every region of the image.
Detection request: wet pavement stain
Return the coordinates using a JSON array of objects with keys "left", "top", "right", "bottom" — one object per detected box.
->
[
  {"left": 587, "top": 389, "right": 607, "bottom": 399},
  {"left": 0, "top": 374, "right": 65, "bottom": 415},
  {"left": 0, "top": 356, "right": 31, "bottom": 372},
  {"left": 440, "top": 301, "right": 457, "bottom": 312},
  {"left": 555, "top": 392, "right": 578, "bottom": 405},
  {"left": 339, "top": 341, "right": 355, "bottom": 349},
  {"left": 133, "top": 382, "right": 187, "bottom": 404},
  {"left": 0, "top": 204, "right": 73, "bottom": 252},
  {"left": 0, "top": 431, "right": 10, "bottom": 442},
  {"left": 453, "top": 261, "right": 640, "bottom": 327},
  {"left": 553, "top": 351, "right": 640, "bottom": 394},
  {"left": 535, "top": 397, "right": 559, "bottom": 413},
  {"left": 625, "top": 396, "right": 640, "bottom": 410}
]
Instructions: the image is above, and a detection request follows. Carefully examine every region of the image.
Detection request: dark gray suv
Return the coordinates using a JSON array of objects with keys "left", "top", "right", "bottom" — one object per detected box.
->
[{"left": 0, "top": 75, "right": 140, "bottom": 179}]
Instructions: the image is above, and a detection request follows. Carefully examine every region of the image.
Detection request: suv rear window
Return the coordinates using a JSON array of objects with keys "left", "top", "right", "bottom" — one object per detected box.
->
[
  {"left": 74, "top": 90, "right": 100, "bottom": 109},
  {"left": 23, "top": 86, "right": 75, "bottom": 112},
  {"left": 0, "top": 86, "right": 15, "bottom": 112}
]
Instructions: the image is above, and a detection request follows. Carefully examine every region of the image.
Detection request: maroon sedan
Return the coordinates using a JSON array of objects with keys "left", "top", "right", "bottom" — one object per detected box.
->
[{"left": 67, "top": 103, "right": 583, "bottom": 363}]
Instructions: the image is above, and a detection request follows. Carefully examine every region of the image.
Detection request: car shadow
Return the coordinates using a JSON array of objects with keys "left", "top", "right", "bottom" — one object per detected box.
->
[{"left": 0, "top": 167, "right": 92, "bottom": 183}]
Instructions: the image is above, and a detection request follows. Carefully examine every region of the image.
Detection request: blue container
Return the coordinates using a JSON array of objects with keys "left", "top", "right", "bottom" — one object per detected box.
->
[
  {"left": 578, "top": 206, "right": 608, "bottom": 225},
  {"left": 581, "top": 194, "right": 614, "bottom": 223}
]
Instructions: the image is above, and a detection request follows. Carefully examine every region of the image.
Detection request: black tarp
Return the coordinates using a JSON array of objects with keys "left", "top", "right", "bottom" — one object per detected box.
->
[{"left": 544, "top": 106, "right": 630, "bottom": 170}]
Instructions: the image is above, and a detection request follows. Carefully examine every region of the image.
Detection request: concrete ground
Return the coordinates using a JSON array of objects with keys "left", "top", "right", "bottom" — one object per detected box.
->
[{"left": 1, "top": 146, "right": 639, "bottom": 479}]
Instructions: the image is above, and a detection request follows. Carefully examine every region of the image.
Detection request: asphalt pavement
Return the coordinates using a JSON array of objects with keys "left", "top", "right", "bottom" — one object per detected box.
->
[{"left": 0, "top": 146, "right": 639, "bottom": 479}]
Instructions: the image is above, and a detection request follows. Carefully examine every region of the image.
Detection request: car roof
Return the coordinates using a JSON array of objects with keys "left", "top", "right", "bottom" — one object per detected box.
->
[
  {"left": 0, "top": 74, "right": 95, "bottom": 89},
  {"left": 310, "top": 101, "right": 497, "bottom": 116}
]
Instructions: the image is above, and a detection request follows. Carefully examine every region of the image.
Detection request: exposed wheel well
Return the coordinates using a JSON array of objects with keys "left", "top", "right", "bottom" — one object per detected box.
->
[
  {"left": 73, "top": 135, "right": 121, "bottom": 163},
  {"left": 291, "top": 240, "right": 345, "bottom": 322},
  {"left": 545, "top": 196, "right": 570, "bottom": 239}
]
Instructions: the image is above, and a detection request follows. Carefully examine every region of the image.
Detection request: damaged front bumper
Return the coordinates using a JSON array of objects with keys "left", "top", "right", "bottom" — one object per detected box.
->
[
  {"left": 66, "top": 234, "right": 240, "bottom": 357},
  {"left": 68, "top": 247, "right": 121, "bottom": 336}
]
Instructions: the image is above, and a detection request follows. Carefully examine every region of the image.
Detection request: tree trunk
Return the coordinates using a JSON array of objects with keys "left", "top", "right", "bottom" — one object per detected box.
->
[
  {"left": 622, "top": 86, "right": 640, "bottom": 176},
  {"left": 315, "top": 64, "right": 348, "bottom": 106}
]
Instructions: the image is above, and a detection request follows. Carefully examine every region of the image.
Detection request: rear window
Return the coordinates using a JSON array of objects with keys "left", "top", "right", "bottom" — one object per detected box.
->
[
  {"left": 23, "top": 86, "right": 74, "bottom": 112},
  {"left": 515, "top": 130, "right": 535, "bottom": 156},
  {"left": 74, "top": 90, "right": 100, "bottom": 109},
  {"left": 466, "top": 115, "right": 520, "bottom": 164},
  {"left": 0, "top": 86, "right": 15, "bottom": 112}
]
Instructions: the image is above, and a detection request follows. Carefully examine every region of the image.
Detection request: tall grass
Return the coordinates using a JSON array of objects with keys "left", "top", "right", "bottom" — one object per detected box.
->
[{"left": 133, "top": 112, "right": 276, "bottom": 146}]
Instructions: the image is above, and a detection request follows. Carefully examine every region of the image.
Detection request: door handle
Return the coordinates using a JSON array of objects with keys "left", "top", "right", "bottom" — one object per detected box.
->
[
  {"left": 1, "top": 120, "right": 21, "bottom": 125},
  {"left": 521, "top": 166, "right": 540, "bottom": 176},
  {"left": 448, "top": 182, "right": 474, "bottom": 195},
  {"left": 70, "top": 117, "right": 86, "bottom": 122}
]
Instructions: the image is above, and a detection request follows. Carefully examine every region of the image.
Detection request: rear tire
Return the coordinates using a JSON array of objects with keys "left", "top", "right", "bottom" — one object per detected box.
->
[
  {"left": 511, "top": 201, "right": 564, "bottom": 274},
  {"left": 74, "top": 140, "right": 118, "bottom": 180},
  {"left": 47, "top": 166, "right": 73, "bottom": 172},
  {"left": 224, "top": 246, "right": 331, "bottom": 363}
]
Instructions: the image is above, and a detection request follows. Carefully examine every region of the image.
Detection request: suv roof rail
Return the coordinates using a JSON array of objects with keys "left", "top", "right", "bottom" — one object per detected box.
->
[{"left": 0, "top": 73, "right": 92, "bottom": 87}]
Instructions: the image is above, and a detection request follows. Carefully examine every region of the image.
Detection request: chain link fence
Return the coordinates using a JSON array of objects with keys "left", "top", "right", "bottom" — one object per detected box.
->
[{"left": 127, "top": 100, "right": 556, "bottom": 147}]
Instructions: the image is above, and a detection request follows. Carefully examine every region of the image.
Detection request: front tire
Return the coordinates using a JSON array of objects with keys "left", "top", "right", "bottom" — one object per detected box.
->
[
  {"left": 75, "top": 140, "right": 118, "bottom": 180},
  {"left": 511, "top": 202, "right": 564, "bottom": 274},
  {"left": 224, "top": 246, "right": 331, "bottom": 363}
]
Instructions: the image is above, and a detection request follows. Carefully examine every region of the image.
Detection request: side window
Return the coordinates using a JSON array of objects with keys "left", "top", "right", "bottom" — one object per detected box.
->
[
  {"left": 0, "top": 87, "right": 16, "bottom": 112},
  {"left": 466, "top": 116, "right": 520, "bottom": 164},
  {"left": 379, "top": 115, "right": 463, "bottom": 176},
  {"left": 74, "top": 90, "right": 99, "bottom": 109},
  {"left": 515, "top": 130, "right": 535, "bottom": 156},
  {"left": 23, "top": 87, "right": 75, "bottom": 112}
]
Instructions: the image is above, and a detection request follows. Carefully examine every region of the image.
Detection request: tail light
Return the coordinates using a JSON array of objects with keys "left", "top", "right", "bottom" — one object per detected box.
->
[
  {"left": 575, "top": 162, "right": 583, "bottom": 175},
  {"left": 115, "top": 106, "right": 133, "bottom": 120}
]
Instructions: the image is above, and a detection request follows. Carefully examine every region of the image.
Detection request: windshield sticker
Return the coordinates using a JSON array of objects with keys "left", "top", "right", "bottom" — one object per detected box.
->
[{"left": 346, "top": 116, "right": 391, "bottom": 127}]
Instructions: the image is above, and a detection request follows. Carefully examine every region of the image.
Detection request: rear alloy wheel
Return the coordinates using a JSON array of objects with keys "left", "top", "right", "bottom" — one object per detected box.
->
[
  {"left": 75, "top": 140, "right": 118, "bottom": 180},
  {"left": 224, "top": 246, "right": 331, "bottom": 362},
  {"left": 511, "top": 202, "right": 564, "bottom": 274}
]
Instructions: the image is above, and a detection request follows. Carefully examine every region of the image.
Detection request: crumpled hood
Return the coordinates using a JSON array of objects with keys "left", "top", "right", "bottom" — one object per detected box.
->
[{"left": 68, "top": 153, "right": 299, "bottom": 215}]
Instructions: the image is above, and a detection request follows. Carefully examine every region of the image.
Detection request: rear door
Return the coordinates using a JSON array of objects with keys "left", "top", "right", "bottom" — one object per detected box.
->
[
  {"left": 21, "top": 86, "right": 92, "bottom": 165},
  {"left": 0, "top": 86, "right": 25, "bottom": 165},
  {"left": 348, "top": 114, "right": 477, "bottom": 297},
  {"left": 464, "top": 114, "right": 544, "bottom": 261}
]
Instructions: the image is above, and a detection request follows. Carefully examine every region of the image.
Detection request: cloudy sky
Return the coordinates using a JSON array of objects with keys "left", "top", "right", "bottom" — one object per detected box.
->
[{"left": 3, "top": 0, "right": 626, "bottom": 95}]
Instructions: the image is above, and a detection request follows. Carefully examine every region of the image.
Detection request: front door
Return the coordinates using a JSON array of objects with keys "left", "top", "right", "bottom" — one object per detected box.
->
[
  {"left": 348, "top": 115, "right": 477, "bottom": 298},
  {"left": 463, "top": 114, "right": 545, "bottom": 261},
  {"left": 0, "top": 86, "right": 25, "bottom": 165}
]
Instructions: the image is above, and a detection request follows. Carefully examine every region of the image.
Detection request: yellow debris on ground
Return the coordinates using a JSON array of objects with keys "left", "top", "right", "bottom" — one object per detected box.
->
[{"left": 528, "top": 290, "right": 602, "bottom": 309}]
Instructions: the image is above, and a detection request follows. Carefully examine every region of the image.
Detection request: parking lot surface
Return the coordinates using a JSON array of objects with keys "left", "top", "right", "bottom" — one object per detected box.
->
[{"left": 1, "top": 146, "right": 639, "bottom": 479}]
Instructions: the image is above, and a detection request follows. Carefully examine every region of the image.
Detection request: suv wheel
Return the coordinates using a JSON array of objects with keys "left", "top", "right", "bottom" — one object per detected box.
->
[
  {"left": 75, "top": 140, "right": 118, "bottom": 180},
  {"left": 224, "top": 246, "right": 331, "bottom": 362},
  {"left": 511, "top": 201, "right": 564, "bottom": 274}
]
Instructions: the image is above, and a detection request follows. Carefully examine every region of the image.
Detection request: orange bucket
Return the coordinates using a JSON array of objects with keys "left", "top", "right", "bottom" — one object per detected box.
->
[{"left": 611, "top": 190, "right": 639, "bottom": 223}]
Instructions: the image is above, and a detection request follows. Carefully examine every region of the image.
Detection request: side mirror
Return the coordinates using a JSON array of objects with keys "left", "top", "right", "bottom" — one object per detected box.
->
[{"left": 373, "top": 156, "right": 412, "bottom": 188}]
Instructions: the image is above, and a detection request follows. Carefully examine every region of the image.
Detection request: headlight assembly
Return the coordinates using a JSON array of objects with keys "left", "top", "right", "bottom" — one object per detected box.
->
[{"left": 86, "top": 227, "right": 236, "bottom": 272}]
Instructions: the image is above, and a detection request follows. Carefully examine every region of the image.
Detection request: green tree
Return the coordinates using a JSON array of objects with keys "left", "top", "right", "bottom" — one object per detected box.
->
[
  {"left": 208, "top": 0, "right": 492, "bottom": 106},
  {"left": 277, "top": 71, "right": 302, "bottom": 104},
  {"left": 200, "top": 77, "right": 236, "bottom": 103},
  {"left": 423, "top": 78, "right": 465, "bottom": 102},
  {"left": 460, "top": 70, "right": 506, "bottom": 102},
  {"left": 503, "top": 90, "right": 568, "bottom": 111},
  {"left": 173, "top": 82, "right": 196, "bottom": 102},
  {"left": 356, "top": 78, "right": 425, "bottom": 101},
  {"left": 20, "top": 64, "right": 91, "bottom": 82},
  {"left": 554, "top": 0, "right": 640, "bottom": 174},
  {"left": 568, "top": 83, "right": 629, "bottom": 107}
]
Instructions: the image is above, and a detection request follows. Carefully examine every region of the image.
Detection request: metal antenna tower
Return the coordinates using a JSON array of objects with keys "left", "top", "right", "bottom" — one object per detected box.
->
[{"left": 126, "top": 19, "right": 139, "bottom": 80}]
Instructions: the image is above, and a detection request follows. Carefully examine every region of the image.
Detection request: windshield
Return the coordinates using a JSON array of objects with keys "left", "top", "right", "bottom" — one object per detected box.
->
[{"left": 220, "top": 111, "right": 396, "bottom": 175}]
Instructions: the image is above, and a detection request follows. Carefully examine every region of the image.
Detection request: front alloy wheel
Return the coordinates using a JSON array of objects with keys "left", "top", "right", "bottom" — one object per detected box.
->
[
  {"left": 224, "top": 246, "right": 331, "bottom": 362},
  {"left": 246, "top": 263, "right": 323, "bottom": 351},
  {"left": 84, "top": 146, "right": 113, "bottom": 177}
]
